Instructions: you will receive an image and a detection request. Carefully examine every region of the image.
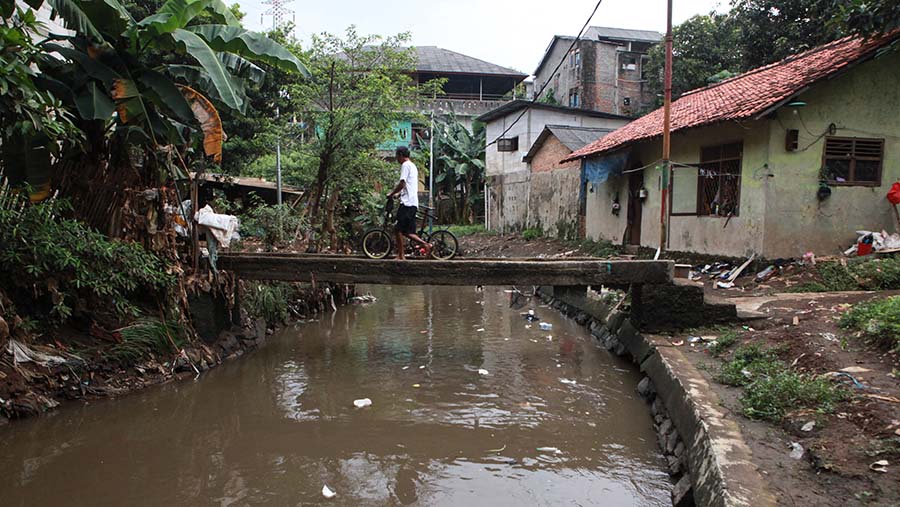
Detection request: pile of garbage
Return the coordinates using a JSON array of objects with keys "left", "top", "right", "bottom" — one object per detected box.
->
[
  {"left": 844, "top": 230, "right": 900, "bottom": 257},
  {"left": 691, "top": 253, "right": 817, "bottom": 290}
]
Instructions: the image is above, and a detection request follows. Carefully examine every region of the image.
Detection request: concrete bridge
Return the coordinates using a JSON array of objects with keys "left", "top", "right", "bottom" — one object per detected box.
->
[
  {"left": 216, "top": 253, "right": 739, "bottom": 331},
  {"left": 217, "top": 253, "right": 674, "bottom": 287}
]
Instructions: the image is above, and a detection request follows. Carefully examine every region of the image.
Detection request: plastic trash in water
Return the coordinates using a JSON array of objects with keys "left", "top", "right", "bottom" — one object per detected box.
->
[
  {"left": 539, "top": 322, "right": 553, "bottom": 330},
  {"left": 353, "top": 398, "right": 372, "bottom": 408},
  {"left": 559, "top": 378, "right": 577, "bottom": 385},
  {"left": 478, "top": 369, "right": 489, "bottom": 375},
  {"left": 536, "top": 447, "right": 562, "bottom": 454},
  {"left": 322, "top": 485, "right": 336, "bottom": 498}
]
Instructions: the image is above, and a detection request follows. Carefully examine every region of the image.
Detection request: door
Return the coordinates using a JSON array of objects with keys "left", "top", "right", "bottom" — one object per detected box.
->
[{"left": 626, "top": 170, "right": 643, "bottom": 246}]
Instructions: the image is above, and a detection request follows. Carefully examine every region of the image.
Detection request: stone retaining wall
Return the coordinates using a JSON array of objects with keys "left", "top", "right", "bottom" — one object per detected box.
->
[{"left": 539, "top": 287, "right": 776, "bottom": 507}]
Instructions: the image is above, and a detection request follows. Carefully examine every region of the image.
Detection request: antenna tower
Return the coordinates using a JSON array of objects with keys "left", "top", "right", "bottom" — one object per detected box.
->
[{"left": 261, "top": 0, "right": 295, "bottom": 31}]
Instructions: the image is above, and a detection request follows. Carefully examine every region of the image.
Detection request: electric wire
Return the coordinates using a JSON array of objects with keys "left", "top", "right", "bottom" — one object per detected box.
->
[{"left": 486, "top": 0, "right": 604, "bottom": 148}]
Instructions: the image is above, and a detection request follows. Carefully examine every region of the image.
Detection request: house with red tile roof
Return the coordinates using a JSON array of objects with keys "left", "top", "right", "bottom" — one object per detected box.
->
[{"left": 562, "top": 32, "right": 900, "bottom": 258}]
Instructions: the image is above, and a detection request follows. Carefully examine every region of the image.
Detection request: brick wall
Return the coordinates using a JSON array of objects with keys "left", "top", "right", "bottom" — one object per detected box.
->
[{"left": 531, "top": 136, "right": 580, "bottom": 173}]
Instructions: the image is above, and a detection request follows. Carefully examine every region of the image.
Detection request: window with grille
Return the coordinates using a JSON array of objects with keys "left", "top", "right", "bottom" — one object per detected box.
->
[
  {"left": 698, "top": 142, "right": 742, "bottom": 217},
  {"left": 498, "top": 137, "right": 518, "bottom": 152},
  {"left": 568, "top": 89, "right": 580, "bottom": 108},
  {"left": 822, "top": 137, "right": 883, "bottom": 185}
]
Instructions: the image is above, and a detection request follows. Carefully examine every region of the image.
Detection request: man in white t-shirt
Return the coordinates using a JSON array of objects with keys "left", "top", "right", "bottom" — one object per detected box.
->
[{"left": 388, "top": 146, "right": 432, "bottom": 259}]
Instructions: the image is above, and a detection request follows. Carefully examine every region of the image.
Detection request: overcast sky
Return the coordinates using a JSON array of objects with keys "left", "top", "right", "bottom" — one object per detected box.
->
[{"left": 238, "top": 0, "right": 729, "bottom": 75}]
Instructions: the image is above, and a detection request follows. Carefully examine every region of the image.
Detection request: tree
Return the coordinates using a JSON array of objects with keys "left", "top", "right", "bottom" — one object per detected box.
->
[
  {"left": 730, "top": 0, "right": 845, "bottom": 70},
  {"left": 287, "top": 27, "right": 439, "bottom": 250},
  {"left": 832, "top": 0, "right": 900, "bottom": 35},
  {"left": 435, "top": 116, "right": 485, "bottom": 224},
  {"left": 644, "top": 13, "right": 743, "bottom": 107}
]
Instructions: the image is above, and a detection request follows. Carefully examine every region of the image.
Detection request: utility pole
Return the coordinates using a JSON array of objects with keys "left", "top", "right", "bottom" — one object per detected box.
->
[
  {"left": 428, "top": 109, "right": 435, "bottom": 234},
  {"left": 276, "top": 105, "right": 282, "bottom": 205},
  {"left": 261, "top": 0, "right": 295, "bottom": 31},
  {"left": 660, "top": 0, "right": 674, "bottom": 251}
]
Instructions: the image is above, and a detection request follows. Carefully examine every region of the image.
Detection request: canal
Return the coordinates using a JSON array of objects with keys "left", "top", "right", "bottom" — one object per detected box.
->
[{"left": 0, "top": 286, "right": 670, "bottom": 506}]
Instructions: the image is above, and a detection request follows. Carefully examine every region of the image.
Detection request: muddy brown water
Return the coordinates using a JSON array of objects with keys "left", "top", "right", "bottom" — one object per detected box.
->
[{"left": 0, "top": 286, "right": 670, "bottom": 506}]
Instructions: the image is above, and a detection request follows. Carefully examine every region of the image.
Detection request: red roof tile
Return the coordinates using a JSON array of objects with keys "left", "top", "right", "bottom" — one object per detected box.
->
[{"left": 564, "top": 32, "right": 900, "bottom": 161}]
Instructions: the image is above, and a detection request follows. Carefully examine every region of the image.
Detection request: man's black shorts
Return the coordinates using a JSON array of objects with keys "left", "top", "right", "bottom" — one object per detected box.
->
[{"left": 395, "top": 205, "right": 418, "bottom": 234}]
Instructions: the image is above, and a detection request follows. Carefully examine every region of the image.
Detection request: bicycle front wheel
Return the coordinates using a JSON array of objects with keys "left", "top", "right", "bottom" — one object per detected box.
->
[
  {"left": 428, "top": 230, "right": 458, "bottom": 260},
  {"left": 362, "top": 229, "right": 392, "bottom": 259}
]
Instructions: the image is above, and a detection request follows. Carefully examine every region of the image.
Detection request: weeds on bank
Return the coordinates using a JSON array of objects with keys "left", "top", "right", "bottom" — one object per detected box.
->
[
  {"left": 708, "top": 330, "right": 739, "bottom": 356},
  {"left": 111, "top": 318, "right": 186, "bottom": 364},
  {"left": 244, "top": 282, "right": 292, "bottom": 325},
  {"left": 564, "top": 238, "right": 620, "bottom": 258},
  {"left": 840, "top": 296, "right": 900, "bottom": 354},
  {"left": 716, "top": 344, "right": 847, "bottom": 422}
]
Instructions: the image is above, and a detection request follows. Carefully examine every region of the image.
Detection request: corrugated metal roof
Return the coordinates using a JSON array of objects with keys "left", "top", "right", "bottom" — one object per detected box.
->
[
  {"left": 565, "top": 31, "right": 900, "bottom": 162},
  {"left": 413, "top": 46, "right": 527, "bottom": 77},
  {"left": 523, "top": 125, "right": 614, "bottom": 162},
  {"left": 546, "top": 125, "right": 615, "bottom": 151},
  {"left": 585, "top": 26, "right": 663, "bottom": 43},
  {"left": 476, "top": 100, "right": 632, "bottom": 123}
]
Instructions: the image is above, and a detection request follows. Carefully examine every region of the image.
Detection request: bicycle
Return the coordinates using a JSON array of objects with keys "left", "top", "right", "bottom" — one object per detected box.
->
[{"left": 361, "top": 198, "right": 459, "bottom": 260}]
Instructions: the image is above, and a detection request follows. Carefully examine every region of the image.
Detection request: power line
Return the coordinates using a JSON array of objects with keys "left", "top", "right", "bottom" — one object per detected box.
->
[{"left": 486, "top": 0, "right": 604, "bottom": 148}]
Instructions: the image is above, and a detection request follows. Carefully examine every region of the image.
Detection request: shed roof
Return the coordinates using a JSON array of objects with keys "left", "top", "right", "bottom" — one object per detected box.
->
[
  {"left": 564, "top": 31, "right": 900, "bottom": 162},
  {"left": 523, "top": 125, "right": 614, "bottom": 162},
  {"left": 413, "top": 46, "right": 527, "bottom": 78}
]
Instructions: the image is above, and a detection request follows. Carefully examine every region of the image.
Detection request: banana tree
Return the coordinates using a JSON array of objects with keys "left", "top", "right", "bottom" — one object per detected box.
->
[
  {"left": 5, "top": 0, "right": 308, "bottom": 190},
  {"left": 436, "top": 116, "right": 485, "bottom": 224}
]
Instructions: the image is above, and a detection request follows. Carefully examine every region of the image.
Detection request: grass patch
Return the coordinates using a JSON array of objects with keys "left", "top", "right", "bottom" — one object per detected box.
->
[
  {"left": 445, "top": 224, "right": 490, "bottom": 237},
  {"left": 522, "top": 227, "right": 543, "bottom": 241},
  {"left": 790, "top": 257, "right": 900, "bottom": 293},
  {"left": 840, "top": 296, "right": 900, "bottom": 354},
  {"left": 741, "top": 371, "right": 846, "bottom": 422},
  {"left": 709, "top": 330, "right": 740, "bottom": 356},
  {"left": 112, "top": 318, "right": 186, "bottom": 364},
  {"left": 715, "top": 343, "right": 847, "bottom": 422},
  {"left": 716, "top": 344, "right": 783, "bottom": 386}
]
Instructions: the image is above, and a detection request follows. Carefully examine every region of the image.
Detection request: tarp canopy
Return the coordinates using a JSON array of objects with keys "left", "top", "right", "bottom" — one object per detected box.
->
[{"left": 583, "top": 149, "right": 631, "bottom": 185}]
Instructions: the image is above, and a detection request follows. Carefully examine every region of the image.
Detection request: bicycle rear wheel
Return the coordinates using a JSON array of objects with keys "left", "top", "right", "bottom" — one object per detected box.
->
[
  {"left": 427, "top": 230, "right": 458, "bottom": 260},
  {"left": 362, "top": 229, "right": 392, "bottom": 259}
]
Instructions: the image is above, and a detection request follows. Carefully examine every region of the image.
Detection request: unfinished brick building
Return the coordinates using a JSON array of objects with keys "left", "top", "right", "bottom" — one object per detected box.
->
[{"left": 533, "top": 27, "right": 662, "bottom": 117}]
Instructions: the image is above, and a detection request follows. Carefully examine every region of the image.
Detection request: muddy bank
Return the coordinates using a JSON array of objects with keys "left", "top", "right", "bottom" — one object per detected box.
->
[{"left": 0, "top": 282, "right": 354, "bottom": 424}]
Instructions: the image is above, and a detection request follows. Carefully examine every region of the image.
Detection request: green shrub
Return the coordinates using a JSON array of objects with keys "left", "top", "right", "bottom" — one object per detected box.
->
[
  {"left": 522, "top": 227, "right": 543, "bottom": 241},
  {"left": 240, "top": 195, "right": 306, "bottom": 250},
  {"left": 0, "top": 200, "right": 174, "bottom": 323},
  {"left": 244, "top": 282, "right": 291, "bottom": 325},
  {"left": 840, "top": 296, "right": 900, "bottom": 353},
  {"left": 740, "top": 371, "right": 846, "bottom": 422}
]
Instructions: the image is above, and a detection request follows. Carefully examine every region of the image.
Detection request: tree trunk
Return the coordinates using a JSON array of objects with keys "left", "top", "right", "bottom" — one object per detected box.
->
[{"left": 323, "top": 187, "right": 340, "bottom": 251}]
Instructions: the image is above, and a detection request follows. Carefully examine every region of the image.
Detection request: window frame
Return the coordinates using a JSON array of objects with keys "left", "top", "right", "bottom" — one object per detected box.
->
[
  {"left": 821, "top": 136, "right": 884, "bottom": 187},
  {"left": 670, "top": 141, "right": 744, "bottom": 217},
  {"left": 497, "top": 136, "right": 519, "bottom": 152}
]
